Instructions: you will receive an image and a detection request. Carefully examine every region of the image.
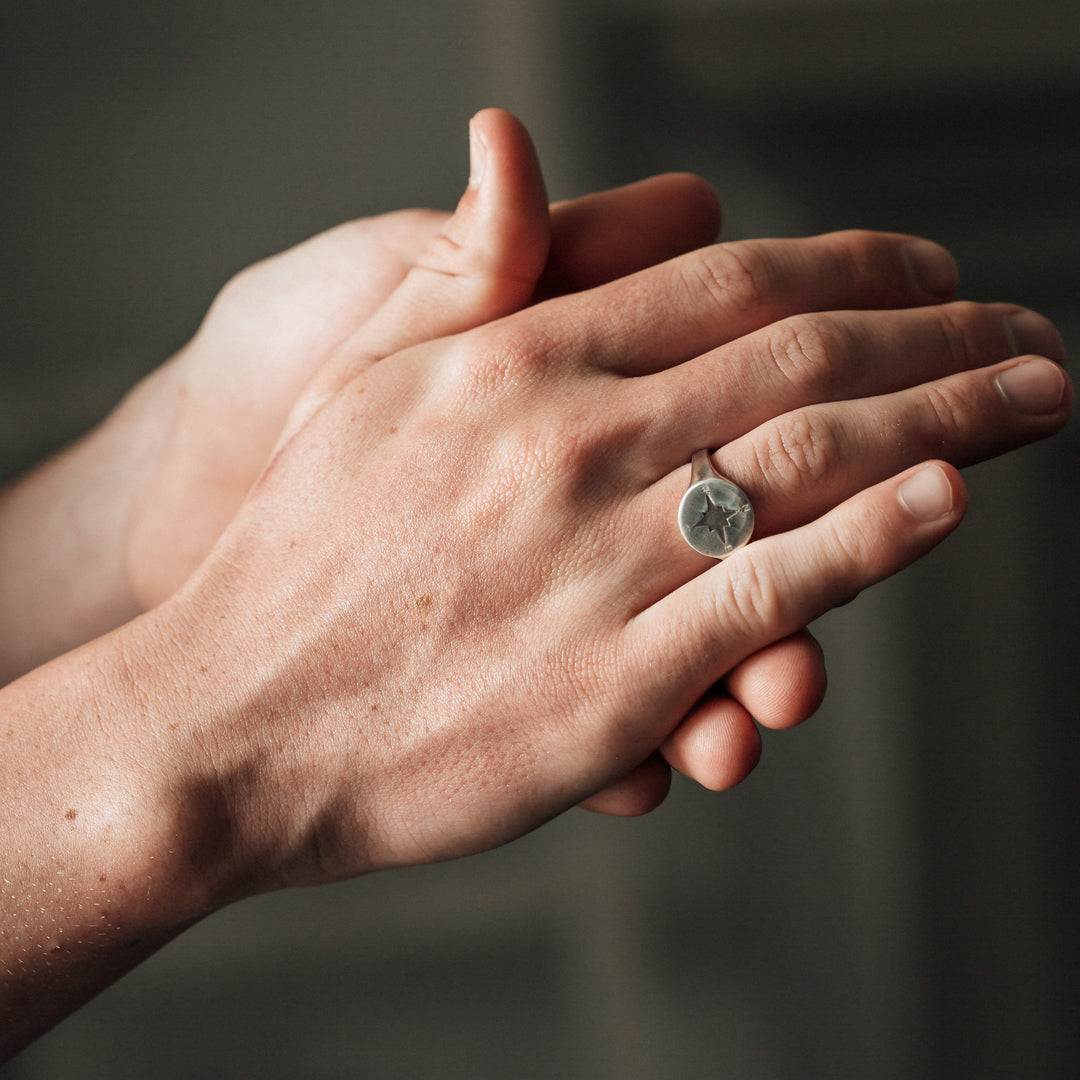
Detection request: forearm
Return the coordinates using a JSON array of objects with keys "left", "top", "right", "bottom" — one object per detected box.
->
[
  {"left": 0, "top": 615, "right": 231, "bottom": 1061},
  {"left": 0, "top": 368, "right": 174, "bottom": 683}
]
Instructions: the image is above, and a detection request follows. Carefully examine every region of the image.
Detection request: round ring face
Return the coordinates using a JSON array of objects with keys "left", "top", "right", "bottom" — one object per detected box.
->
[{"left": 678, "top": 477, "right": 755, "bottom": 558}]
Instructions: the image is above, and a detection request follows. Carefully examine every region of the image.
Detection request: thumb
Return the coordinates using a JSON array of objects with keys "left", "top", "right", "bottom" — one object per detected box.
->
[
  {"left": 282, "top": 109, "right": 550, "bottom": 441},
  {"left": 357, "top": 107, "right": 551, "bottom": 352}
]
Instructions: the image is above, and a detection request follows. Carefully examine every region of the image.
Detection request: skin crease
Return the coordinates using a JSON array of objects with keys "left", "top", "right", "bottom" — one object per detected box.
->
[{"left": 0, "top": 109, "right": 1072, "bottom": 1058}]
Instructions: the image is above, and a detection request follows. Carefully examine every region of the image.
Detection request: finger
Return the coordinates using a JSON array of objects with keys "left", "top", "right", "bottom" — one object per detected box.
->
[
  {"left": 283, "top": 108, "right": 550, "bottom": 439},
  {"left": 659, "top": 632, "right": 824, "bottom": 791},
  {"left": 354, "top": 107, "right": 550, "bottom": 354},
  {"left": 637, "top": 301, "right": 1067, "bottom": 466},
  {"left": 578, "top": 753, "right": 673, "bottom": 816},
  {"left": 521, "top": 229, "right": 959, "bottom": 377},
  {"left": 724, "top": 630, "right": 827, "bottom": 730},
  {"left": 617, "top": 308, "right": 1068, "bottom": 600},
  {"left": 541, "top": 173, "right": 722, "bottom": 296},
  {"left": 659, "top": 693, "right": 761, "bottom": 791},
  {"left": 725, "top": 355, "right": 1071, "bottom": 538},
  {"left": 623, "top": 462, "right": 968, "bottom": 722},
  {"left": 637, "top": 354, "right": 1071, "bottom": 587}
]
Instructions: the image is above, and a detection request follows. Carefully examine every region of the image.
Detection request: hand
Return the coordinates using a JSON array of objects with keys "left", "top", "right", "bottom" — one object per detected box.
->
[
  {"left": 125, "top": 110, "right": 723, "bottom": 609},
  {"left": 0, "top": 111, "right": 857, "bottom": 816},
  {"left": 119, "top": 226, "right": 1069, "bottom": 897},
  {"left": 2, "top": 221, "right": 1066, "bottom": 1060},
  {"left": 118, "top": 109, "right": 825, "bottom": 817}
]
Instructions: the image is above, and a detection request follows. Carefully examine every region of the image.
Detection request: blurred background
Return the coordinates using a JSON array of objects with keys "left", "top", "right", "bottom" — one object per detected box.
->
[{"left": 2, "top": 1, "right": 1077, "bottom": 1077}]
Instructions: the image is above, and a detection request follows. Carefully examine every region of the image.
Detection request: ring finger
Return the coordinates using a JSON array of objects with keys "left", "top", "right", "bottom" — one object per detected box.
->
[
  {"left": 626, "top": 352, "right": 1071, "bottom": 608},
  {"left": 631, "top": 300, "right": 1065, "bottom": 476}
]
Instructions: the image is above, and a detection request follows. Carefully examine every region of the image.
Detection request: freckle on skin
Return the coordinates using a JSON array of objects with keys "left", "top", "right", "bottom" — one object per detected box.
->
[{"left": 65, "top": 809, "right": 78, "bottom": 820}]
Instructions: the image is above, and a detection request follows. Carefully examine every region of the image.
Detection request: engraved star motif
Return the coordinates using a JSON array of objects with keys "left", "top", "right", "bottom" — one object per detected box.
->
[{"left": 693, "top": 489, "right": 745, "bottom": 548}]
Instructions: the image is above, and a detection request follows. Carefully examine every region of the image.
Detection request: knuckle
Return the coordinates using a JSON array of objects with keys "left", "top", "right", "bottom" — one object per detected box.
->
[
  {"left": 210, "top": 260, "right": 263, "bottom": 312},
  {"left": 516, "top": 419, "right": 594, "bottom": 480},
  {"left": 932, "top": 301, "right": 983, "bottom": 370},
  {"left": 825, "top": 229, "right": 889, "bottom": 284},
  {"left": 717, "top": 550, "right": 784, "bottom": 633},
  {"left": 442, "top": 324, "right": 541, "bottom": 400},
  {"left": 687, "top": 241, "right": 773, "bottom": 316},
  {"left": 752, "top": 410, "right": 840, "bottom": 490},
  {"left": 491, "top": 403, "right": 608, "bottom": 496},
  {"left": 832, "top": 227, "right": 884, "bottom": 260},
  {"left": 918, "top": 378, "right": 969, "bottom": 442},
  {"left": 764, "top": 314, "right": 843, "bottom": 394},
  {"left": 432, "top": 325, "right": 606, "bottom": 483},
  {"left": 814, "top": 523, "right": 870, "bottom": 609},
  {"left": 823, "top": 513, "right": 872, "bottom": 574}
]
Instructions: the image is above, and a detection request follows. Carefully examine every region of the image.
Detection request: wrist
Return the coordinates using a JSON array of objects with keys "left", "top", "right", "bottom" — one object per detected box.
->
[
  {"left": 0, "top": 616, "right": 242, "bottom": 1055},
  {"left": 98, "top": 584, "right": 359, "bottom": 909},
  {"left": 0, "top": 362, "right": 179, "bottom": 683},
  {"left": 1, "top": 612, "right": 258, "bottom": 932},
  {"left": 84, "top": 608, "right": 266, "bottom": 921}
]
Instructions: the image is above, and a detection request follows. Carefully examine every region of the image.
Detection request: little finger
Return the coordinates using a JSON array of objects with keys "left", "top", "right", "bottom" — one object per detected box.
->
[
  {"left": 658, "top": 632, "right": 824, "bottom": 791},
  {"left": 629, "top": 354, "right": 1070, "bottom": 598},
  {"left": 659, "top": 692, "right": 762, "bottom": 791},
  {"left": 623, "top": 462, "right": 968, "bottom": 722},
  {"left": 723, "top": 630, "right": 827, "bottom": 730}
]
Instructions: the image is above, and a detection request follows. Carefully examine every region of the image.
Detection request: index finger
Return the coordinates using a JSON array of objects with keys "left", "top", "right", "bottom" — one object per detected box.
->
[
  {"left": 542, "top": 172, "right": 723, "bottom": 295},
  {"left": 524, "top": 230, "right": 959, "bottom": 377}
]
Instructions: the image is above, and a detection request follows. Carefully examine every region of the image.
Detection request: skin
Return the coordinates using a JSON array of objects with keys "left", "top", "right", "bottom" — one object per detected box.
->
[
  {"left": 0, "top": 110, "right": 1070, "bottom": 1059},
  {"left": 0, "top": 112, "right": 724, "bottom": 679},
  {"left": 0, "top": 110, "right": 822, "bottom": 809}
]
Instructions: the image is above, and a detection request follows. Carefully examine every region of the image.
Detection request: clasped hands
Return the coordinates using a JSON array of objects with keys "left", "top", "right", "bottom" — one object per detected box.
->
[{"left": 105, "top": 109, "right": 1068, "bottom": 895}]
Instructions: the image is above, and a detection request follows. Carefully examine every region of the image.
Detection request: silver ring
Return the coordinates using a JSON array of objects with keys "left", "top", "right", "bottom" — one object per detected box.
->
[{"left": 678, "top": 450, "right": 754, "bottom": 559}]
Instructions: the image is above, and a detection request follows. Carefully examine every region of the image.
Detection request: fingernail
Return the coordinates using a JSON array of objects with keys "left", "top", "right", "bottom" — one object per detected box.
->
[
  {"left": 898, "top": 465, "right": 954, "bottom": 521},
  {"left": 900, "top": 240, "right": 959, "bottom": 298},
  {"left": 468, "top": 119, "right": 486, "bottom": 188},
  {"left": 994, "top": 358, "right": 1067, "bottom": 415},
  {"left": 1003, "top": 310, "right": 1067, "bottom": 362}
]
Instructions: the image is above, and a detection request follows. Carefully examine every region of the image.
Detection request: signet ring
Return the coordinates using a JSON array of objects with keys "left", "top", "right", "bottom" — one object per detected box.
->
[{"left": 677, "top": 450, "right": 755, "bottom": 559}]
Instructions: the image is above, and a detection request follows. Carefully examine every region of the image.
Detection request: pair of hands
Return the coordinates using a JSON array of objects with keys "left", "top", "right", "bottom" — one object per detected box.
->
[
  {"left": 3, "top": 107, "right": 1069, "bottom": 1062},
  {"left": 123, "top": 110, "right": 801, "bottom": 818},
  {"left": 109, "top": 110, "right": 1068, "bottom": 893}
]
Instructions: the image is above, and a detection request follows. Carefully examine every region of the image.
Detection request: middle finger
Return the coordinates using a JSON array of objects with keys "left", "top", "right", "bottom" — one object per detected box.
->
[{"left": 633, "top": 300, "right": 1065, "bottom": 473}]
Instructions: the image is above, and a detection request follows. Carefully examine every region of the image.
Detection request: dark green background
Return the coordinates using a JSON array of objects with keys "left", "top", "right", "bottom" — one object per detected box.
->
[{"left": 3, "top": 2, "right": 1077, "bottom": 1077}]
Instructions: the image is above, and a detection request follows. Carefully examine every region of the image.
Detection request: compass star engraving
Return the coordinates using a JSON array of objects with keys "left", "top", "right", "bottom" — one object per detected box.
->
[
  {"left": 692, "top": 489, "right": 750, "bottom": 550},
  {"left": 678, "top": 457, "right": 755, "bottom": 558}
]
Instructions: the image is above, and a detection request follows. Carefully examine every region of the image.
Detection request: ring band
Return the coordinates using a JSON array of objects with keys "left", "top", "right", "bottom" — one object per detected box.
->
[{"left": 678, "top": 450, "right": 754, "bottom": 558}]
